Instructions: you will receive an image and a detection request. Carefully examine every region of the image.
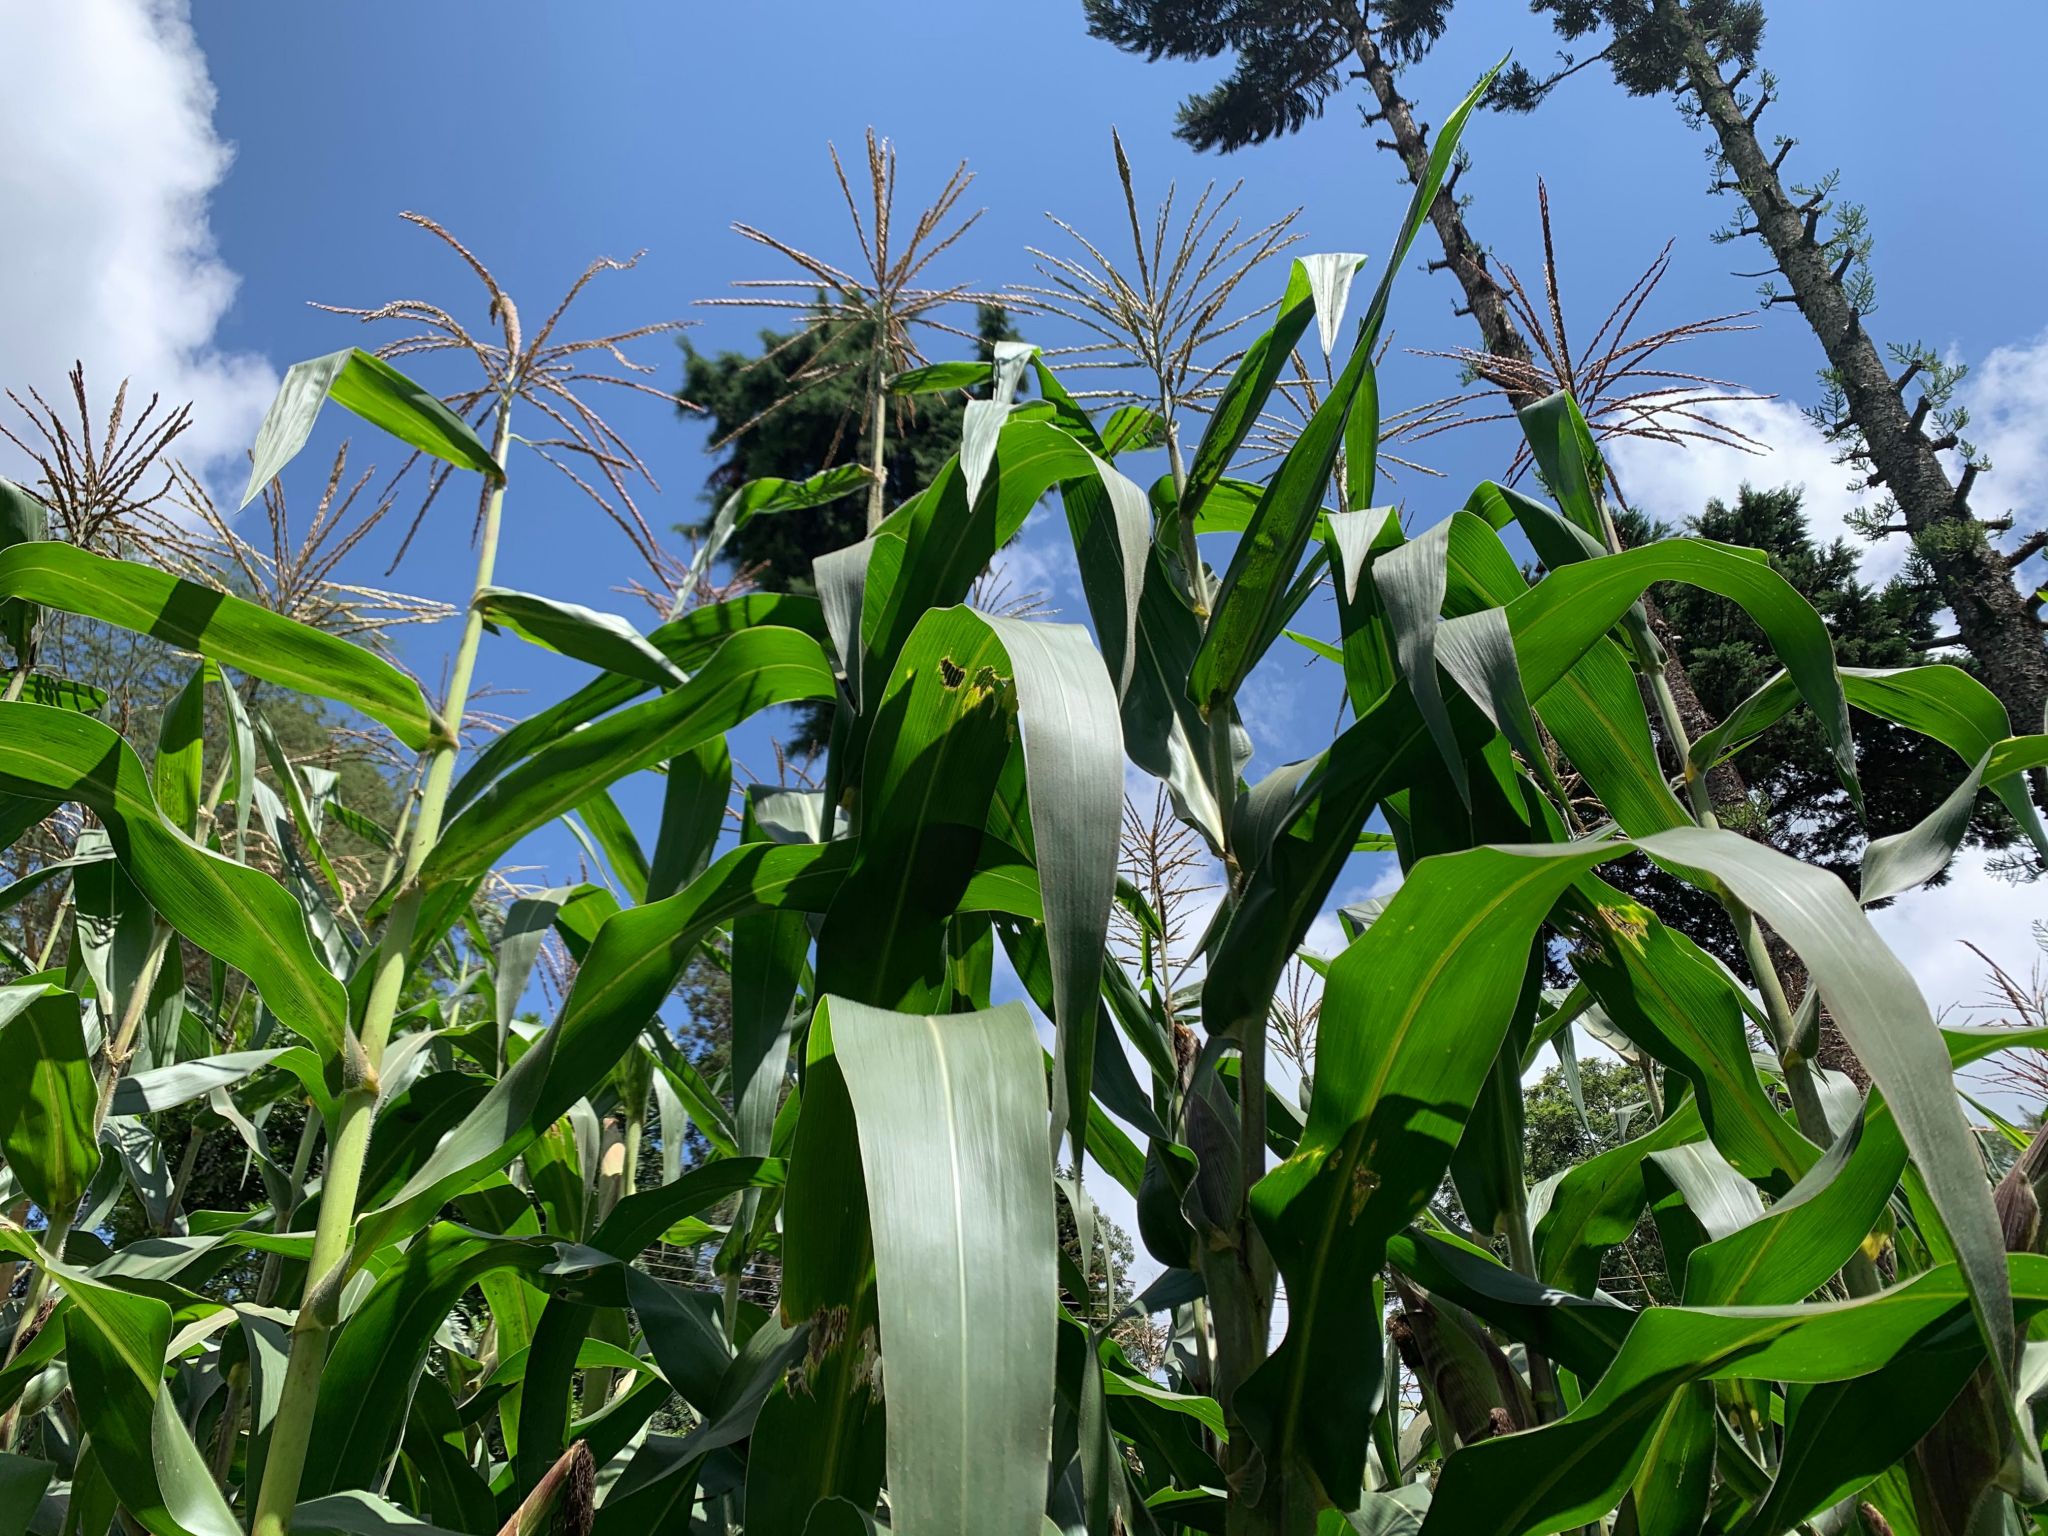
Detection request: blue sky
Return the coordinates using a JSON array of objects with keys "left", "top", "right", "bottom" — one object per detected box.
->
[{"left": 4, "top": 3, "right": 2047, "bottom": 1201}]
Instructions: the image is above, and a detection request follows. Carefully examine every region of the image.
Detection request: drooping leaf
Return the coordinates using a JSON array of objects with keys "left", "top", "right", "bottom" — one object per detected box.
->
[
  {"left": 0, "top": 542, "right": 436, "bottom": 749},
  {"left": 242, "top": 347, "right": 499, "bottom": 507},
  {"left": 828, "top": 996, "right": 1058, "bottom": 1536},
  {"left": 423, "top": 626, "right": 833, "bottom": 886},
  {"left": 0, "top": 702, "right": 348, "bottom": 1057},
  {"left": 1504, "top": 539, "right": 1859, "bottom": 804},
  {"left": 477, "top": 588, "right": 684, "bottom": 687},
  {"left": 979, "top": 615, "right": 1124, "bottom": 1163}
]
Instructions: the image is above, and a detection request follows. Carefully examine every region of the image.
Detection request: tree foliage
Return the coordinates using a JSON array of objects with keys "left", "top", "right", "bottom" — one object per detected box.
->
[{"left": 1083, "top": 1, "right": 1451, "bottom": 151}]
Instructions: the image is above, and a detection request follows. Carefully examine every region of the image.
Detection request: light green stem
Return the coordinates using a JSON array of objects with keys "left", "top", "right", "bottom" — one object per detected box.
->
[
  {"left": 251, "top": 392, "right": 515, "bottom": 1536},
  {"left": 864, "top": 332, "right": 888, "bottom": 535}
]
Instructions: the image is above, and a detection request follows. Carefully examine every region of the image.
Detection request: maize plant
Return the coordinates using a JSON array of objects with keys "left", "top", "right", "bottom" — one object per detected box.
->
[{"left": 0, "top": 70, "right": 2042, "bottom": 1536}]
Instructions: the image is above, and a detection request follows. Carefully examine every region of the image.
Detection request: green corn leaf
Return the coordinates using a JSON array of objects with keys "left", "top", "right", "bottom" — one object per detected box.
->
[
  {"left": 1237, "top": 840, "right": 1616, "bottom": 1518},
  {"left": 1192, "top": 52, "right": 1498, "bottom": 706},
  {"left": 861, "top": 419, "right": 1101, "bottom": 707},
  {"left": 1419, "top": 1255, "right": 2048, "bottom": 1536},
  {"left": 1858, "top": 746, "right": 1989, "bottom": 904},
  {"left": 1056, "top": 450, "right": 1151, "bottom": 703},
  {"left": 1504, "top": 539, "right": 1859, "bottom": 805},
  {"left": 445, "top": 590, "right": 826, "bottom": 818},
  {"left": 0, "top": 542, "right": 437, "bottom": 749},
  {"left": 888, "top": 360, "right": 994, "bottom": 394},
  {"left": 1681, "top": 1021, "right": 2035, "bottom": 1310},
  {"left": 1384, "top": 1229, "right": 1633, "bottom": 1382},
  {"left": 1240, "top": 811, "right": 1999, "bottom": 1513},
  {"left": 0, "top": 981, "right": 99, "bottom": 1216},
  {"left": 646, "top": 740, "right": 732, "bottom": 902},
  {"left": 242, "top": 347, "right": 499, "bottom": 508},
  {"left": 1515, "top": 391, "right": 1611, "bottom": 546},
  {"left": 1693, "top": 659, "right": 2048, "bottom": 858},
  {"left": 1642, "top": 1140, "right": 1765, "bottom": 1285},
  {"left": 0, "top": 702, "right": 347, "bottom": 1058},
  {"left": 355, "top": 841, "right": 853, "bottom": 1254},
  {"left": 1569, "top": 881, "right": 1819, "bottom": 1188},
  {"left": 0, "top": 1233, "right": 241, "bottom": 1536},
  {"left": 152, "top": 661, "right": 207, "bottom": 838},
  {"left": 0, "top": 673, "right": 106, "bottom": 714},
  {"left": 979, "top": 615, "right": 1123, "bottom": 1164},
  {"left": 1176, "top": 262, "right": 1317, "bottom": 535},
  {"left": 1624, "top": 1385, "right": 1717, "bottom": 1536},
  {"left": 493, "top": 888, "right": 575, "bottom": 1071},
  {"left": 1435, "top": 509, "right": 1687, "bottom": 835},
  {"left": 651, "top": 1042, "right": 740, "bottom": 1163},
  {"left": 815, "top": 610, "right": 1021, "bottom": 1014},
  {"left": 675, "top": 464, "right": 873, "bottom": 614},
  {"left": 513, "top": 1156, "right": 781, "bottom": 1487},
  {"left": 571, "top": 786, "right": 650, "bottom": 903},
  {"left": 1536, "top": 1100, "right": 1706, "bottom": 1295},
  {"left": 728, "top": 799, "right": 806, "bottom": 1170},
  {"left": 108, "top": 1048, "right": 291, "bottom": 1115},
  {"left": 287, "top": 1492, "right": 469, "bottom": 1536},
  {"left": 1742, "top": 1315, "right": 1990, "bottom": 1536},
  {"left": 423, "top": 625, "right": 833, "bottom": 886},
  {"left": 301, "top": 1225, "right": 550, "bottom": 1499},
  {"left": 255, "top": 711, "right": 353, "bottom": 917},
  {"left": 1370, "top": 518, "right": 1465, "bottom": 803},
  {"left": 1630, "top": 824, "right": 2021, "bottom": 1422},
  {"left": 1188, "top": 260, "right": 1371, "bottom": 716},
  {"left": 826, "top": 604, "right": 1124, "bottom": 1170},
  {"left": 477, "top": 587, "right": 685, "bottom": 687},
  {"left": 0, "top": 1454, "right": 50, "bottom": 1536},
  {"left": 828, "top": 995, "right": 1057, "bottom": 1536},
  {"left": 1201, "top": 679, "right": 1462, "bottom": 1046}
]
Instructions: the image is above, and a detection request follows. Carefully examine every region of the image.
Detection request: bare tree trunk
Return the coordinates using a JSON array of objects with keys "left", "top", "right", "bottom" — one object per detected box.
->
[{"left": 1659, "top": 0, "right": 2048, "bottom": 738}]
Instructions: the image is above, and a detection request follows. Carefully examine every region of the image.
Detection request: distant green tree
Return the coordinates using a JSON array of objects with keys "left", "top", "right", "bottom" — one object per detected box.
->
[
  {"left": 1055, "top": 1172, "right": 1162, "bottom": 1370},
  {"left": 1523, "top": 1057, "right": 1672, "bottom": 1305},
  {"left": 679, "top": 304, "right": 1022, "bottom": 598}
]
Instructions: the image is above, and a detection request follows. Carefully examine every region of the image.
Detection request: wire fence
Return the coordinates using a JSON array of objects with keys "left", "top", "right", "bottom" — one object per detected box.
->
[{"left": 637, "top": 1241, "right": 783, "bottom": 1309}]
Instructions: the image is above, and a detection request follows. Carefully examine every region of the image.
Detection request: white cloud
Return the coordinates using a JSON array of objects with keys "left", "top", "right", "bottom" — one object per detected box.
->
[
  {"left": 0, "top": 0, "right": 272, "bottom": 479},
  {"left": 1869, "top": 848, "right": 2042, "bottom": 1026},
  {"left": 1961, "top": 327, "right": 2048, "bottom": 542},
  {"left": 1607, "top": 333, "right": 2048, "bottom": 589},
  {"left": 1604, "top": 395, "right": 1899, "bottom": 572}
]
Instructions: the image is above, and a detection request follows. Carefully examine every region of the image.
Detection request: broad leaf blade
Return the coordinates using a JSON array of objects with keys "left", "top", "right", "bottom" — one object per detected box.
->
[{"left": 828, "top": 996, "right": 1057, "bottom": 1536}]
